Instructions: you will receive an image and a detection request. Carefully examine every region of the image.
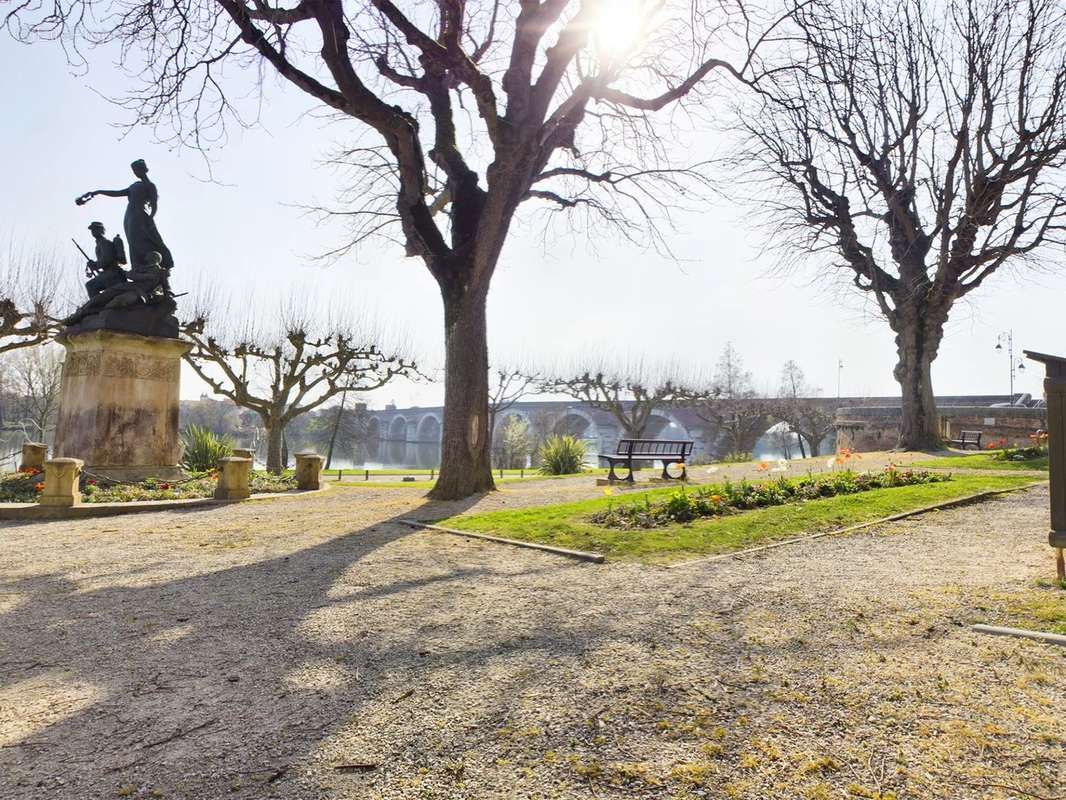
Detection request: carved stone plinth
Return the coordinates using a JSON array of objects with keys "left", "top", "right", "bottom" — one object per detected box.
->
[
  {"left": 214, "top": 457, "right": 252, "bottom": 500},
  {"left": 20, "top": 442, "right": 47, "bottom": 471},
  {"left": 295, "top": 452, "right": 325, "bottom": 490},
  {"left": 42, "top": 458, "right": 83, "bottom": 507},
  {"left": 53, "top": 330, "right": 191, "bottom": 482}
]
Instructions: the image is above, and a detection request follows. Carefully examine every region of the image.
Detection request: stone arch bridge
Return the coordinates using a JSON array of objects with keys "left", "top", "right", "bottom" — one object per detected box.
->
[{"left": 364, "top": 395, "right": 1011, "bottom": 461}]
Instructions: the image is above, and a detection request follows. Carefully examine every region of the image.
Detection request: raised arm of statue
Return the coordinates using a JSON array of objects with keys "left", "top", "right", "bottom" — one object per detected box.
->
[{"left": 75, "top": 187, "right": 130, "bottom": 206}]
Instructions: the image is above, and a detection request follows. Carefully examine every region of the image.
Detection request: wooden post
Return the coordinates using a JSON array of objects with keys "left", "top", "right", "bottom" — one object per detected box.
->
[
  {"left": 1023, "top": 350, "right": 1066, "bottom": 580},
  {"left": 365, "top": 469, "right": 369, "bottom": 481}
]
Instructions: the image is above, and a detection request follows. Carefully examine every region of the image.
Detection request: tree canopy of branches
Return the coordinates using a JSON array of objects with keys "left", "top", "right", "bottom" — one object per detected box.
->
[
  {"left": 742, "top": 0, "right": 1066, "bottom": 448},
  {"left": 5, "top": 0, "right": 778, "bottom": 497},
  {"left": 182, "top": 306, "right": 415, "bottom": 472},
  {"left": 543, "top": 360, "right": 697, "bottom": 439},
  {"left": 693, "top": 342, "right": 772, "bottom": 458},
  {"left": 488, "top": 366, "right": 539, "bottom": 443},
  {"left": 0, "top": 242, "right": 63, "bottom": 355},
  {"left": 774, "top": 359, "right": 834, "bottom": 457}
]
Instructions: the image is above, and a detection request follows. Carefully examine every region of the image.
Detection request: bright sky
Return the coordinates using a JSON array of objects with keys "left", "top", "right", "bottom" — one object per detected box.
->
[{"left": 2, "top": 39, "right": 1062, "bottom": 409}]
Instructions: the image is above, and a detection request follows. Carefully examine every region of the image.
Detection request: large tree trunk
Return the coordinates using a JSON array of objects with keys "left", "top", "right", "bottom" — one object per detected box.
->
[
  {"left": 429, "top": 284, "right": 495, "bottom": 500},
  {"left": 893, "top": 312, "right": 944, "bottom": 450},
  {"left": 265, "top": 422, "right": 285, "bottom": 474}
]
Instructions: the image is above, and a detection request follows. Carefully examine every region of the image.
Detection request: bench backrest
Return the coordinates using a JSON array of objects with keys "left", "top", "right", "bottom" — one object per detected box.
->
[
  {"left": 960, "top": 430, "right": 981, "bottom": 441},
  {"left": 615, "top": 439, "right": 694, "bottom": 457}
]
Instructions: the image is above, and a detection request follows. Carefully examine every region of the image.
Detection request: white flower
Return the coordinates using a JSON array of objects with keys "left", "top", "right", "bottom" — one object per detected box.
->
[{"left": 826, "top": 458, "right": 836, "bottom": 470}]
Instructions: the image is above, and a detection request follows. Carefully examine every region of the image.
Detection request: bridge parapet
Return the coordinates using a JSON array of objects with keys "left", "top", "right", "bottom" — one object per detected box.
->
[{"left": 836, "top": 405, "right": 1048, "bottom": 451}]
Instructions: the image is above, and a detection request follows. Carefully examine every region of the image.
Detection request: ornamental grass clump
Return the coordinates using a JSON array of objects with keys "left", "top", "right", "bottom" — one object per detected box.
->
[
  {"left": 590, "top": 468, "right": 951, "bottom": 529},
  {"left": 180, "top": 425, "right": 234, "bottom": 472},
  {"left": 538, "top": 435, "right": 587, "bottom": 475}
]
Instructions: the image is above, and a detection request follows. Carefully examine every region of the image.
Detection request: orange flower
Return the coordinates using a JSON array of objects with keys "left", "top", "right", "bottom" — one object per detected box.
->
[
  {"left": 757, "top": 462, "right": 769, "bottom": 471},
  {"left": 33, "top": 482, "right": 44, "bottom": 492},
  {"left": 710, "top": 494, "right": 722, "bottom": 503}
]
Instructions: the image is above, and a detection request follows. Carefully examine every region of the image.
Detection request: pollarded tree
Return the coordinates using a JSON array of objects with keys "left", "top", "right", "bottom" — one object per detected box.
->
[
  {"left": 542, "top": 360, "right": 697, "bottom": 439},
  {"left": 6, "top": 0, "right": 780, "bottom": 497},
  {"left": 691, "top": 342, "right": 771, "bottom": 458},
  {"left": 182, "top": 305, "right": 416, "bottom": 473},
  {"left": 0, "top": 242, "right": 63, "bottom": 355},
  {"left": 774, "top": 360, "right": 834, "bottom": 456},
  {"left": 741, "top": 0, "right": 1066, "bottom": 449},
  {"left": 488, "top": 366, "right": 540, "bottom": 445}
]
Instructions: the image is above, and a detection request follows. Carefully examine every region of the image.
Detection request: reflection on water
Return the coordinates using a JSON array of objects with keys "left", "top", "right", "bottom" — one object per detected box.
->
[{"left": 328, "top": 440, "right": 442, "bottom": 471}]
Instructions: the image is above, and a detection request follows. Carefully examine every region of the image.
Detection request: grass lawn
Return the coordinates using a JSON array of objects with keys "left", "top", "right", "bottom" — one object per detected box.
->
[
  {"left": 438, "top": 474, "right": 1043, "bottom": 563},
  {"left": 978, "top": 581, "right": 1066, "bottom": 635},
  {"left": 912, "top": 452, "right": 1048, "bottom": 471}
]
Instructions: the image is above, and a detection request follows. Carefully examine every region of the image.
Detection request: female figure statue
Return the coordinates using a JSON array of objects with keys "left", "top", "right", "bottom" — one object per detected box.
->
[{"left": 76, "top": 159, "right": 174, "bottom": 270}]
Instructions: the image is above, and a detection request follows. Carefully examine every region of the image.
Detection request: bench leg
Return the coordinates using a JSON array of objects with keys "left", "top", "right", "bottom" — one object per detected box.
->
[
  {"left": 626, "top": 458, "right": 635, "bottom": 483},
  {"left": 606, "top": 461, "right": 619, "bottom": 482}
]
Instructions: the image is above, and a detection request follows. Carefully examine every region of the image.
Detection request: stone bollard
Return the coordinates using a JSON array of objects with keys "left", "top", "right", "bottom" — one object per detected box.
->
[
  {"left": 231, "top": 447, "right": 255, "bottom": 461},
  {"left": 214, "top": 457, "right": 252, "bottom": 501},
  {"left": 19, "top": 442, "right": 47, "bottom": 472},
  {"left": 295, "top": 452, "right": 326, "bottom": 491},
  {"left": 41, "top": 458, "right": 83, "bottom": 507}
]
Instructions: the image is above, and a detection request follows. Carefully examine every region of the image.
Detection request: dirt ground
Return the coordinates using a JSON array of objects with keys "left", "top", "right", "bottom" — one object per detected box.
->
[{"left": 0, "top": 466, "right": 1063, "bottom": 800}]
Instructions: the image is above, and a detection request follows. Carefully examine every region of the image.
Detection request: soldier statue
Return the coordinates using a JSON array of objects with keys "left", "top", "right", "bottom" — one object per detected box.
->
[
  {"left": 82, "top": 221, "right": 128, "bottom": 299},
  {"left": 64, "top": 250, "right": 171, "bottom": 327}
]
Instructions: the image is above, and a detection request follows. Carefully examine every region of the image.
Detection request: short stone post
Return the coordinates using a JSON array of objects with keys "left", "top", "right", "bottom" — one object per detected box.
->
[
  {"left": 231, "top": 447, "right": 255, "bottom": 461},
  {"left": 295, "top": 452, "right": 325, "bottom": 491},
  {"left": 214, "top": 457, "right": 252, "bottom": 501},
  {"left": 19, "top": 442, "right": 47, "bottom": 472},
  {"left": 41, "top": 458, "right": 83, "bottom": 507}
]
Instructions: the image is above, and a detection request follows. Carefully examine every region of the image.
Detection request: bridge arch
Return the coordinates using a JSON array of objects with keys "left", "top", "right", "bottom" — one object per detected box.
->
[
  {"left": 553, "top": 408, "right": 598, "bottom": 440},
  {"left": 416, "top": 413, "right": 442, "bottom": 442},
  {"left": 365, "top": 416, "right": 382, "bottom": 440},
  {"left": 644, "top": 413, "right": 690, "bottom": 440},
  {"left": 388, "top": 415, "right": 408, "bottom": 442}
]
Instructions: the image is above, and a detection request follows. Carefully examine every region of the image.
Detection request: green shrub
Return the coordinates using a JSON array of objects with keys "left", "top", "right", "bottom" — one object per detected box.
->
[
  {"left": 538, "top": 435, "right": 587, "bottom": 475},
  {"left": 180, "top": 425, "right": 233, "bottom": 472}
]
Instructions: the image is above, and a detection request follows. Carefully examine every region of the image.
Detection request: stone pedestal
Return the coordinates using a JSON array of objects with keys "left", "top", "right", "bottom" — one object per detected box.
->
[
  {"left": 41, "top": 458, "right": 83, "bottom": 507},
  {"left": 231, "top": 447, "right": 256, "bottom": 461},
  {"left": 53, "top": 330, "right": 191, "bottom": 482},
  {"left": 19, "top": 442, "right": 47, "bottom": 471},
  {"left": 295, "top": 452, "right": 325, "bottom": 490},
  {"left": 214, "top": 457, "right": 252, "bottom": 500}
]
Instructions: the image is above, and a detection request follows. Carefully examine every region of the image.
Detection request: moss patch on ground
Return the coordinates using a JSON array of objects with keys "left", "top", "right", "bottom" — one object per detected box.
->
[{"left": 439, "top": 474, "right": 1041, "bottom": 563}]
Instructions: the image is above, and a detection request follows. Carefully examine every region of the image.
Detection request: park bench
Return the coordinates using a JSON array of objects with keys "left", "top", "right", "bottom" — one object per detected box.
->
[
  {"left": 949, "top": 430, "right": 982, "bottom": 450},
  {"left": 598, "top": 439, "right": 694, "bottom": 482}
]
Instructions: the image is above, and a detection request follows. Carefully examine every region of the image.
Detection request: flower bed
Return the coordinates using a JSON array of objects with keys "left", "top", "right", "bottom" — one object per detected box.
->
[
  {"left": 0, "top": 469, "right": 297, "bottom": 504},
  {"left": 591, "top": 468, "right": 952, "bottom": 529}
]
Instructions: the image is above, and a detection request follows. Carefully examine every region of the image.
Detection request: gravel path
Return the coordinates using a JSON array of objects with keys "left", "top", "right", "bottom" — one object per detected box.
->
[{"left": 0, "top": 475, "right": 1062, "bottom": 800}]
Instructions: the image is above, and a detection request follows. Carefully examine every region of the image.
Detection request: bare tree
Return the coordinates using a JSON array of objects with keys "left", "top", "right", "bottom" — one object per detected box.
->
[
  {"left": 488, "top": 366, "right": 539, "bottom": 444},
  {"left": 682, "top": 342, "right": 771, "bottom": 459},
  {"left": 182, "top": 304, "right": 416, "bottom": 472},
  {"left": 741, "top": 0, "right": 1066, "bottom": 449},
  {"left": 5, "top": 345, "right": 64, "bottom": 444},
  {"left": 6, "top": 0, "right": 782, "bottom": 497},
  {"left": 0, "top": 241, "right": 64, "bottom": 354},
  {"left": 543, "top": 360, "right": 697, "bottom": 439},
  {"left": 774, "top": 359, "right": 835, "bottom": 457}
]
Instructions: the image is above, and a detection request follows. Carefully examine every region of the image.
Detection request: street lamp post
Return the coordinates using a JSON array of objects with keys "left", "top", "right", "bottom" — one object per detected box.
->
[{"left": 995, "top": 330, "right": 1026, "bottom": 403}]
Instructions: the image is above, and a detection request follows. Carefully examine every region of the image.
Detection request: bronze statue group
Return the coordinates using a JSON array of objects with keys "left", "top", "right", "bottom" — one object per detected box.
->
[{"left": 66, "top": 159, "right": 175, "bottom": 326}]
